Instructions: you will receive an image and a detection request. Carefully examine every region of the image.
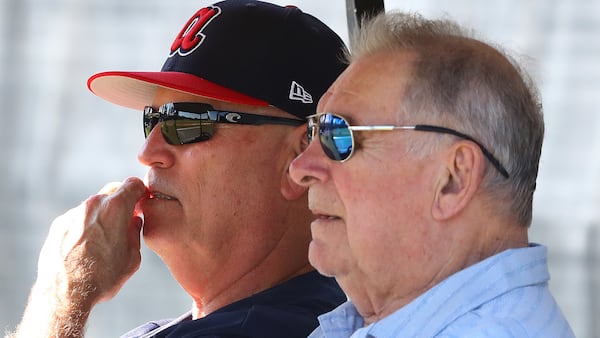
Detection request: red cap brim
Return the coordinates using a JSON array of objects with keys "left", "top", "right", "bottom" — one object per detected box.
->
[{"left": 87, "top": 71, "right": 269, "bottom": 110}]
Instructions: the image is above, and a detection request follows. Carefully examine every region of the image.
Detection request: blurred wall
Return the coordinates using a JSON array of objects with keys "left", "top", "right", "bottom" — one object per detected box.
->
[{"left": 0, "top": 0, "right": 598, "bottom": 337}]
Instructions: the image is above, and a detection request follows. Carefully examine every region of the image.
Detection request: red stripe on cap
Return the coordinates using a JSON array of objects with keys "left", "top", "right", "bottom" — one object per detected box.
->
[{"left": 87, "top": 71, "right": 269, "bottom": 110}]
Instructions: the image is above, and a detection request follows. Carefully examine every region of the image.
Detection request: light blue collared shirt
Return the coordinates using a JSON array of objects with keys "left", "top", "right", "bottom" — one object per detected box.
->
[{"left": 310, "top": 244, "right": 575, "bottom": 338}]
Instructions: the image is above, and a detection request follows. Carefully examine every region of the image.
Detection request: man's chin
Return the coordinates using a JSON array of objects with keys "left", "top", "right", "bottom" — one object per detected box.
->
[
  {"left": 308, "top": 241, "right": 337, "bottom": 278},
  {"left": 140, "top": 213, "right": 172, "bottom": 241}
]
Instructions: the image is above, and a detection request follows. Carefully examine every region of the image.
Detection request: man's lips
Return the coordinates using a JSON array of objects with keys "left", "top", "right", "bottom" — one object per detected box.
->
[
  {"left": 310, "top": 204, "right": 342, "bottom": 221},
  {"left": 135, "top": 189, "right": 178, "bottom": 220},
  {"left": 148, "top": 191, "right": 177, "bottom": 201},
  {"left": 311, "top": 207, "right": 342, "bottom": 221},
  {"left": 314, "top": 214, "right": 341, "bottom": 220}
]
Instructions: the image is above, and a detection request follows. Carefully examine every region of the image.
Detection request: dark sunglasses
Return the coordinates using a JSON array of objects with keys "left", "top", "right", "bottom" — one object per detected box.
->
[
  {"left": 143, "top": 102, "right": 305, "bottom": 145},
  {"left": 307, "top": 113, "right": 509, "bottom": 178}
]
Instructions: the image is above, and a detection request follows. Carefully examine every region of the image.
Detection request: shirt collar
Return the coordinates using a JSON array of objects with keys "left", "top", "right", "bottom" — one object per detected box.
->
[{"left": 315, "top": 244, "right": 549, "bottom": 338}]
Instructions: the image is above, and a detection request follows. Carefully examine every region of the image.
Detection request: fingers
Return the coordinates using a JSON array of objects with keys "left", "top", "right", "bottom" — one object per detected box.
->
[
  {"left": 98, "top": 177, "right": 149, "bottom": 217},
  {"left": 33, "top": 177, "right": 149, "bottom": 307},
  {"left": 98, "top": 181, "right": 122, "bottom": 195},
  {"left": 103, "top": 177, "right": 147, "bottom": 211},
  {"left": 98, "top": 177, "right": 147, "bottom": 200},
  {"left": 92, "top": 177, "right": 147, "bottom": 228},
  {"left": 127, "top": 216, "right": 143, "bottom": 251}
]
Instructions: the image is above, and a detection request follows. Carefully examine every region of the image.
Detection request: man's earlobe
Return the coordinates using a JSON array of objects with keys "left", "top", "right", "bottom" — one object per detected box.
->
[{"left": 432, "top": 142, "right": 484, "bottom": 221}]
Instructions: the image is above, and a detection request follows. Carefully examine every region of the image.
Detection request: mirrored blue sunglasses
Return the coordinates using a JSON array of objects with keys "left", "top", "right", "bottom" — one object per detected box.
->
[{"left": 307, "top": 112, "right": 509, "bottom": 178}]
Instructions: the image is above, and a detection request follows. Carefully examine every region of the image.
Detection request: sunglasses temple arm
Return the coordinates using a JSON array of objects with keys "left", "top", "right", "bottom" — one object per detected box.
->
[
  {"left": 414, "top": 125, "right": 510, "bottom": 178},
  {"left": 245, "top": 117, "right": 305, "bottom": 126}
]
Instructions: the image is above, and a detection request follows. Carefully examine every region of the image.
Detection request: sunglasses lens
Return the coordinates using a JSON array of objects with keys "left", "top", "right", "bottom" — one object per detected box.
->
[
  {"left": 144, "top": 104, "right": 217, "bottom": 145},
  {"left": 319, "top": 114, "right": 353, "bottom": 161},
  {"left": 144, "top": 107, "right": 159, "bottom": 139},
  {"left": 161, "top": 118, "right": 215, "bottom": 145}
]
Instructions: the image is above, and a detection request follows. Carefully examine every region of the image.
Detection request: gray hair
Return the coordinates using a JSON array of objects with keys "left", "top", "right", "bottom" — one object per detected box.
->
[{"left": 348, "top": 12, "right": 544, "bottom": 227}]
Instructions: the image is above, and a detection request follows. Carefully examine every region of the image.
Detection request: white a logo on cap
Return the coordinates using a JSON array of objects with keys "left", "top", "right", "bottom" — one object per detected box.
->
[{"left": 289, "top": 81, "right": 313, "bottom": 104}]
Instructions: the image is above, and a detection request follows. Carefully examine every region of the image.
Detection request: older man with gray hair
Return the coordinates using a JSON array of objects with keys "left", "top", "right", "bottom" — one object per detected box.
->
[{"left": 290, "top": 11, "right": 575, "bottom": 338}]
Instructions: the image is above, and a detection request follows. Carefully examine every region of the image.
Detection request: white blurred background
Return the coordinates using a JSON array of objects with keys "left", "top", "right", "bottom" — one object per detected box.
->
[{"left": 0, "top": 0, "right": 598, "bottom": 337}]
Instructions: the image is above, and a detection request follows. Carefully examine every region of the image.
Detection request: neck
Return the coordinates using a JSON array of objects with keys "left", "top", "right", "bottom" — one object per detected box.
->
[
  {"left": 191, "top": 264, "right": 314, "bottom": 319},
  {"left": 339, "top": 219, "right": 529, "bottom": 326}
]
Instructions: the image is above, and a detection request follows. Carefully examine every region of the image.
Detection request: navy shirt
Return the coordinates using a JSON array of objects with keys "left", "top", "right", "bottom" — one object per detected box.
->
[{"left": 121, "top": 271, "right": 346, "bottom": 338}]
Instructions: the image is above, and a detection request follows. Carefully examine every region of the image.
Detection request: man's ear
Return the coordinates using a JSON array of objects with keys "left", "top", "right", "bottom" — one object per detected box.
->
[
  {"left": 280, "top": 124, "right": 309, "bottom": 201},
  {"left": 432, "top": 141, "right": 485, "bottom": 221}
]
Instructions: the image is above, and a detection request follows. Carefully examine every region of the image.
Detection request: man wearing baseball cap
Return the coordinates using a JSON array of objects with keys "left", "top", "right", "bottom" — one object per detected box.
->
[{"left": 9, "top": 1, "right": 348, "bottom": 337}]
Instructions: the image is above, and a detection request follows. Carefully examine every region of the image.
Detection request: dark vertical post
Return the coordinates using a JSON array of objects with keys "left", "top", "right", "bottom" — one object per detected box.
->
[{"left": 345, "top": 0, "right": 385, "bottom": 48}]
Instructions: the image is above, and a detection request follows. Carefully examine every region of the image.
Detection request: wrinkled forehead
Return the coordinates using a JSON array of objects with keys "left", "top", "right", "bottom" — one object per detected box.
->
[{"left": 317, "top": 52, "right": 416, "bottom": 124}]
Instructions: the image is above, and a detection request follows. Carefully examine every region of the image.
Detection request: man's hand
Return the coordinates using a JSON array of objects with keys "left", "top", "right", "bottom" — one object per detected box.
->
[{"left": 8, "top": 177, "right": 148, "bottom": 338}]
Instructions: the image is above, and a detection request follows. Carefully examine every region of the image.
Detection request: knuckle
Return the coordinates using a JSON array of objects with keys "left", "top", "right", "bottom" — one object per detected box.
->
[
  {"left": 85, "top": 194, "right": 105, "bottom": 209},
  {"left": 110, "top": 179, "right": 146, "bottom": 205}
]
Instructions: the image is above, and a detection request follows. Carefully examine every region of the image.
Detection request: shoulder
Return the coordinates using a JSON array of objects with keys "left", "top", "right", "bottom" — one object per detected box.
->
[
  {"left": 438, "top": 285, "right": 575, "bottom": 338},
  {"left": 440, "top": 315, "right": 574, "bottom": 338}
]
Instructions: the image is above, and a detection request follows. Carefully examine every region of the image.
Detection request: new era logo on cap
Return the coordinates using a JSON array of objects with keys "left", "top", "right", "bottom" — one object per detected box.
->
[{"left": 289, "top": 81, "right": 313, "bottom": 104}]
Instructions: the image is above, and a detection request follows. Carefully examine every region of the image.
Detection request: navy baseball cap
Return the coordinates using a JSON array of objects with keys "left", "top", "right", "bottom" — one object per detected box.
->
[{"left": 87, "top": 0, "right": 348, "bottom": 119}]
